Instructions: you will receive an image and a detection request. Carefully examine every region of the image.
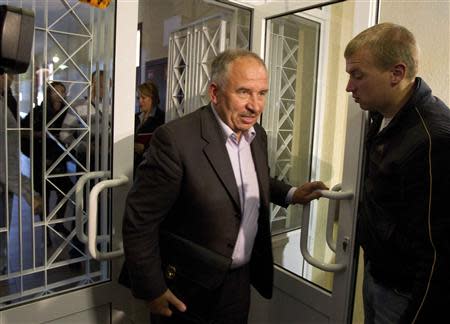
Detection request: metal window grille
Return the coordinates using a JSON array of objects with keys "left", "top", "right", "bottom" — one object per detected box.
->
[
  {"left": 264, "top": 19, "right": 301, "bottom": 230},
  {"left": 0, "top": 0, "right": 114, "bottom": 307},
  {"left": 165, "top": 12, "right": 249, "bottom": 122}
]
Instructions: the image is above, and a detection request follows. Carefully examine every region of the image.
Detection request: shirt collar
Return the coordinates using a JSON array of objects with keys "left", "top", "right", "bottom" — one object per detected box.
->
[
  {"left": 210, "top": 103, "right": 256, "bottom": 144},
  {"left": 140, "top": 107, "right": 156, "bottom": 119}
]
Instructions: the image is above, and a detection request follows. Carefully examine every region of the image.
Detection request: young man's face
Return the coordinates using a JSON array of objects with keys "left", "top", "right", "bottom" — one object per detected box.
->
[
  {"left": 209, "top": 57, "right": 268, "bottom": 139},
  {"left": 345, "top": 49, "right": 393, "bottom": 114}
]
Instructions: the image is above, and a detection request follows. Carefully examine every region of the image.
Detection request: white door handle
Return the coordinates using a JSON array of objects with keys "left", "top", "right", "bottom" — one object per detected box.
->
[
  {"left": 318, "top": 187, "right": 353, "bottom": 200},
  {"left": 324, "top": 184, "right": 343, "bottom": 252},
  {"left": 75, "top": 171, "right": 110, "bottom": 244},
  {"left": 88, "top": 175, "right": 128, "bottom": 260},
  {"left": 300, "top": 185, "right": 353, "bottom": 272}
]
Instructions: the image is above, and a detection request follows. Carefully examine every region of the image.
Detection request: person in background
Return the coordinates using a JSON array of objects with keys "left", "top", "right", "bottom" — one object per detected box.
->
[
  {"left": 0, "top": 73, "right": 41, "bottom": 273},
  {"left": 59, "top": 70, "right": 107, "bottom": 169},
  {"left": 134, "top": 80, "right": 165, "bottom": 173},
  {"left": 121, "top": 49, "right": 328, "bottom": 324},
  {"left": 345, "top": 22, "right": 450, "bottom": 323},
  {"left": 0, "top": 73, "right": 18, "bottom": 120},
  {"left": 22, "top": 82, "right": 73, "bottom": 246},
  {"left": 59, "top": 71, "right": 109, "bottom": 262}
]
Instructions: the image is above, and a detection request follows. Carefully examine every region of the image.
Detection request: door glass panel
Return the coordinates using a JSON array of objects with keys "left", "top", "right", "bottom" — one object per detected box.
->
[
  {"left": 264, "top": 1, "right": 357, "bottom": 291},
  {"left": 0, "top": 0, "right": 115, "bottom": 308}
]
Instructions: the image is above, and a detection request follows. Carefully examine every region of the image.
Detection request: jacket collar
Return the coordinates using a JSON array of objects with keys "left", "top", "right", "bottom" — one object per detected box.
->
[
  {"left": 368, "top": 77, "right": 431, "bottom": 139},
  {"left": 200, "top": 104, "right": 241, "bottom": 211},
  {"left": 199, "top": 104, "right": 269, "bottom": 213}
]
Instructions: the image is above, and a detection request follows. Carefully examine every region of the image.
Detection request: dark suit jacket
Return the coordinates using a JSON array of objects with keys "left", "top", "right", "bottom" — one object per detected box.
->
[
  {"left": 122, "top": 104, "right": 291, "bottom": 302},
  {"left": 134, "top": 108, "right": 165, "bottom": 137},
  {"left": 134, "top": 108, "right": 165, "bottom": 168}
]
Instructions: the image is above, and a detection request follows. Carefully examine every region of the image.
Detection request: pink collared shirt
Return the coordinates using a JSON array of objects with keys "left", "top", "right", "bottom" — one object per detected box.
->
[{"left": 211, "top": 106, "right": 260, "bottom": 267}]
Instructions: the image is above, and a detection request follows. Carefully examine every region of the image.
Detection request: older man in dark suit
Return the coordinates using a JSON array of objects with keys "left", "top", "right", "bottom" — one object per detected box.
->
[{"left": 122, "top": 49, "right": 327, "bottom": 324}]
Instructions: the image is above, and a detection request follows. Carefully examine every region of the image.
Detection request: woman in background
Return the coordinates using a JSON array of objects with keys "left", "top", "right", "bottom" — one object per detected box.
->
[{"left": 134, "top": 81, "right": 165, "bottom": 173}]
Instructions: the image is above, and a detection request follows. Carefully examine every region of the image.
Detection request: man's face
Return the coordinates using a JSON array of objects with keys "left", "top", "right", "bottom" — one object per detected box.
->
[
  {"left": 209, "top": 57, "right": 268, "bottom": 138},
  {"left": 345, "top": 49, "right": 393, "bottom": 113}
]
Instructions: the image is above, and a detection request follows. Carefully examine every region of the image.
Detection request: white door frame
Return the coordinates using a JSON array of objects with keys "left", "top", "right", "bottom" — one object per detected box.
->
[
  {"left": 246, "top": 0, "right": 378, "bottom": 323},
  {"left": 1, "top": 1, "right": 143, "bottom": 322}
]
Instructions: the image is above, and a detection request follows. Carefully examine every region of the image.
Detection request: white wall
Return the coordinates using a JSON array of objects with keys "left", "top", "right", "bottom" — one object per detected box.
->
[{"left": 380, "top": 1, "right": 450, "bottom": 104}]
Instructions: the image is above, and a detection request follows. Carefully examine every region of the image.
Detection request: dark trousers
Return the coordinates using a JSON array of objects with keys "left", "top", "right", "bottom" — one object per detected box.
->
[
  {"left": 363, "top": 262, "right": 411, "bottom": 324},
  {"left": 151, "top": 264, "right": 251, "bottom": 324}
]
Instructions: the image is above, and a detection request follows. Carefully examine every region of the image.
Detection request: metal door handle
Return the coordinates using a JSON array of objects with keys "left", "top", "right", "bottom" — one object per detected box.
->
[
  {"left": 299, "top": 185, "right": 353, "bottom": 272},
  {"left": 88, "top": 175, "right": 128, "bottom": 260}
]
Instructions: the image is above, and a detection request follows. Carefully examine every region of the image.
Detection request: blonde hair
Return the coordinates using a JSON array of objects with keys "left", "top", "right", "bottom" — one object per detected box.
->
[
  {"left": 344, "top": 22, "right": 419, "bottom": 79},
  {"left": 138, "top": 80, "right": 160, "bottom": 106}
]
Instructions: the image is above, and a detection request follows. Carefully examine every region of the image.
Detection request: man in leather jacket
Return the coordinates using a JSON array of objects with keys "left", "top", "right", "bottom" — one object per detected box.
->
[{"left": 345, "top": 23, "right": 450, "bottom": 324}]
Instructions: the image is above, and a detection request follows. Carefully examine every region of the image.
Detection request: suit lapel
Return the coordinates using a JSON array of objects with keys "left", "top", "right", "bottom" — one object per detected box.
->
[
  {"left": 251, "top": 128, "right": 270, "bottom": 211},
  {"left": 201, "top": 105, "right": 241, "bottom": 212}
]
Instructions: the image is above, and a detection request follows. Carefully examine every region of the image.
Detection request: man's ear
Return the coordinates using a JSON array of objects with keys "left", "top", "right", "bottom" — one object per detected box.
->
[
  {"left": 391, "top": 63, "right": 407, "bottom": 85},
  {"left": 209, "top": 82, "right": 219, "bottom": 104}
]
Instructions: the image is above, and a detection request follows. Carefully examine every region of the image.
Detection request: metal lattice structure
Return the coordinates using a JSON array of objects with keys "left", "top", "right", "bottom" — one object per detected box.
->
[
  {"left": 0, "top": 0, "right": 114, "bottom": 307},
  {"left": 166, "top": 12, "right": 250, "bottom": 122},
  {"left": 166, "top": 15, "right": 227, "bottom": 121},
  {"left": 264, "top": 15, "right": 322, "bottom": 233},
  {"left": 264, "top": 19, "right": 300, "bottom": 229}
]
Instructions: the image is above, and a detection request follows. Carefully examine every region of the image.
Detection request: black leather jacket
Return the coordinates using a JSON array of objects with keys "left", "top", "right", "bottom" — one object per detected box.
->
[{"left": 358, "top": 78, "right": 450, "bottom": 323}]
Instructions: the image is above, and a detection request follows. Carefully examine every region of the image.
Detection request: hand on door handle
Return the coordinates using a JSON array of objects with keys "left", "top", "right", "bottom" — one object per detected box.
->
[{"left": 292, "top": 181, "right": 328, "bottom": 205}]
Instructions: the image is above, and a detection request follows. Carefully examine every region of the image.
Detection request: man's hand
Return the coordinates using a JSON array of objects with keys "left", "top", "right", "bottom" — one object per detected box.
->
[
  {"left": 292, "top": 181, "right": 328, "bottom": 205},
  {"left": 148, "top": 289, "right": 187, "bottom": 317}
]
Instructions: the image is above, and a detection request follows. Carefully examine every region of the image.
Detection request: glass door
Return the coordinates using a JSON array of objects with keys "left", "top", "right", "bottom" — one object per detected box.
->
[
  {"left": 0, "top": 1, "right": 144, "bottom": 322},
  {"left": 218, "top": 0, "right": 378, "bottom": 322}
]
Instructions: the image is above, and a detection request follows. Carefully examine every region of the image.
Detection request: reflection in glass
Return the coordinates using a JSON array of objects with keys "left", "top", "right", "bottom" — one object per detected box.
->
[
  {"left": 266, "top": 14, "right": 319, "bottom": 234},
  {"left": 265, "top": 2, "right": 356, "bottom": 292}
]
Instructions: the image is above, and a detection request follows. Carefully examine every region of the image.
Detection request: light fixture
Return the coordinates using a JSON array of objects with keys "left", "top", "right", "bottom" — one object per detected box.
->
[{"left": 52, "top": 55, "right": 60, "bottom": 63}]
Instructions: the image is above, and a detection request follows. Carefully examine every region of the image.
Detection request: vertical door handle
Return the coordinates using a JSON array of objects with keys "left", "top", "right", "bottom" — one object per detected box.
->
[
  {"left": 299, "top": 186, "right": 353, "bottom": 272},
  {"left": 88, "top": 175, "right": 128, "bottom": 260},
  {"left": 75, "top": 171, "right": 110, "bottom": 244},
  {"left": 325, "top": 183, "right": 342, "bottom": 253}
]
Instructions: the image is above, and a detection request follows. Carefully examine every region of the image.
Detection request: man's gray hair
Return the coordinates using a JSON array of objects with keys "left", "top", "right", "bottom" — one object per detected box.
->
[{"left": 210, "top": 49, "right": 266, "bottom": 87}]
